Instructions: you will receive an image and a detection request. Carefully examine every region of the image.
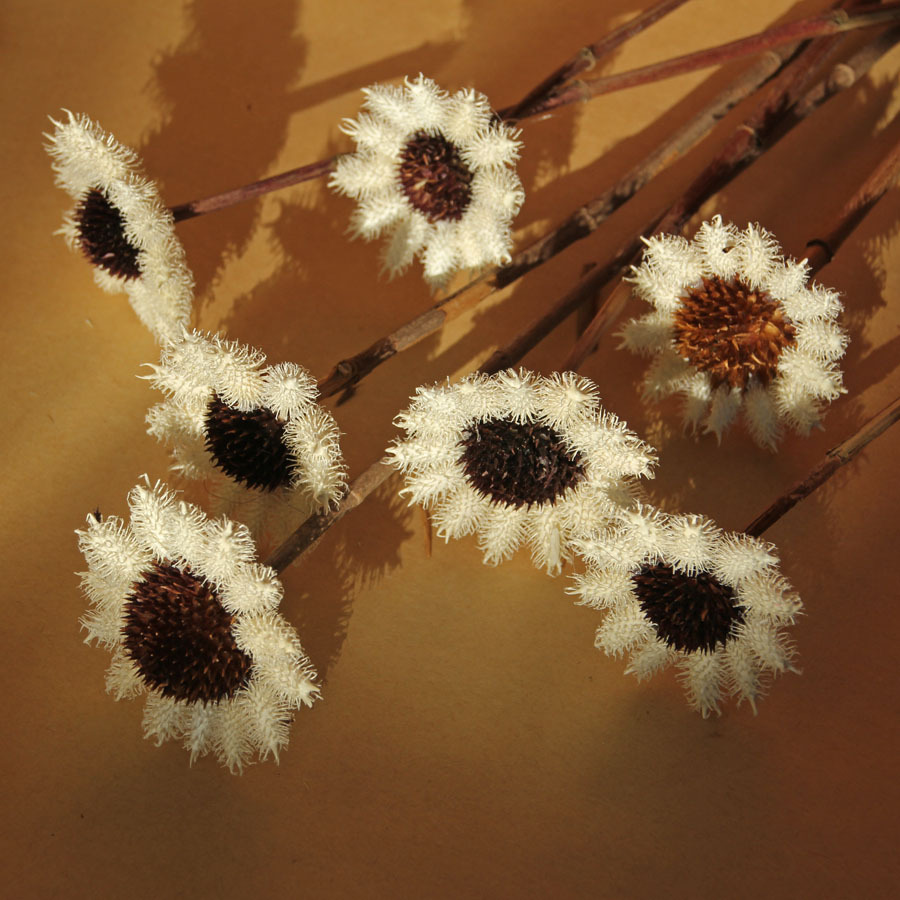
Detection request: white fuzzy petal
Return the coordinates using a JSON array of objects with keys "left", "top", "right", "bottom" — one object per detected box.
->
[
  {"left": 703, "top": 385, "right": 742, "bottom": 443},
  {"left": 477, "top": 504, "right": 528, "bottom": 566},
  {"left": 664, "top": 514, "right": 721, "bottom": 576},
  {"left": 595, "top": 603, "right": 655, "bottom": 657},
  {"left": 678, "top": 651, "right": 725, "bottom": 717}
]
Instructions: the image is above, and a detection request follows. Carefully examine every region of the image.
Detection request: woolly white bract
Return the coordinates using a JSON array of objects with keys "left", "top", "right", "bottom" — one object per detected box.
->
[
  {"left": 569, "top": 508, "right": 803, "bottom": 716},
  {"left": 76, "top": 479, "right": 319, "bottom": 773},
  {"left": 329, "top": 74, "right": 525, "bottom": 287},
  {"left": 45, "top": 111, "right": 193, "bottom": 344},
  {"left": 145, "top": 330, "right": 346, "bottom": 539},
  {"left": 620, "top": 217, "right": 847, "bottom": 448},
  {"left": 387, "top": 369, "right": 656, "bottom": 574}
]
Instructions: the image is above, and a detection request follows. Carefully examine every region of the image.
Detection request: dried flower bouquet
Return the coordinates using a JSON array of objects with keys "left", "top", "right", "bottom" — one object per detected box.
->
[{"left": 48, "top": 0, "right": 900, "bottom": 770}]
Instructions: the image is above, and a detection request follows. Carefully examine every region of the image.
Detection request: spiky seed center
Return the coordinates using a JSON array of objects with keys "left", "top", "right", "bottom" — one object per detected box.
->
[
  {"left": 633, "top": 563, "right": 745, "bottom": 653},
  {"left": 122, "top": 562, "right": 252, "bottom": 703},
  {"left": 74, "top": 188, "right": 141, "bottom": 280},
  {"left": 398, "top": 131, "right": 474, "bottom": 223},
  {"left": 672, "top": 275, "right": 797, "bottom": 390},
  {"left": 205, "top": 395, "right": 293, "bottom": 492},
  {"left": 459, "top": 416, "right": 585, "bottom": 508}
]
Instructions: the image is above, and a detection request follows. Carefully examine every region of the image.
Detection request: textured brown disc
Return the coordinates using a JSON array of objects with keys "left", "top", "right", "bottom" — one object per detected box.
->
[
  {"left": 632, "top": 563, "right": 745, "bottom": 653},
  {"left": 397, "top": 131, "right": 473, "bottom": 223},
  {"left": 672, "top": 276, "right": 796, "bottom": 389},
  {"left": 205, "top": 395, "right": 292, "bottom": 492},
  {"left": 459, "top": 416, "right": 584, "bottom": 508},
  {"left": 74, "top": 188, "right": 141, "bottom": 280},
  {"left": 122, "top": 562, "right": 252, "bottom": 703}
]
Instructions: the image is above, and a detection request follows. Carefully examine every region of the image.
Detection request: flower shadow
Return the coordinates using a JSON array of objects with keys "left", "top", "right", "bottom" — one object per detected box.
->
[
  {"left": 138, "top": 0, "right": 308, "bottom": 305},
  {"left": 279, "top": 477, "right": 413, "bottom": 684}
]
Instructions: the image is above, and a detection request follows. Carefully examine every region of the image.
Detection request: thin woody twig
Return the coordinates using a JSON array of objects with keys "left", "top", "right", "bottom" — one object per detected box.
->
[
  {"left": 530, "top": 1, "right": 900, "bottom": 117},
  {"left": 744, "top": 397, "right": 900, "bottom": 537},
  {"left": 563, "top": 24, "right": 900, "bottom": 371},
  {"left": 499, "top": 0, "right": 693, "bottom": 121},
  {"left": 170, "top": 156, "right": 338, "bottom": 223},
  {"left": 804, "top": 130, "right": 900, "bottom": 274},
  {"left": 265, "top": 461, "right": 393, "bottom": 572},
  {"left": 661, "top": 26, "right": 900, "bottom": 235},
  {"left": 480, "top": 252, "right": 635, "bottom": 376}
]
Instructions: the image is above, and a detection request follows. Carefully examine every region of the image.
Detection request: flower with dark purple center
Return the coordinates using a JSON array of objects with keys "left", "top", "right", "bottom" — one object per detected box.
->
[
  {"left": 388, "top": 369, "right": 655, "bottom": 573},
  {"left": 397, "top": 131, "right": 473, "bottom": 223},
  {"left": 204, "top": 395, "right": 293, "bottom": 493},
  {"left": 632, "top": 563, "right": 745, "bottom": 653},
  {"left": 45, "top": 111, "right": 193, "bottom": 343},
  {"left": 330, "top": 75, "right": 525, "bottom": 286},
  {"left": 74, "top": 188, "right": 141, "bottom": 280},
  {"left": 459, "top": 417, "right": 584, "bottom": 509},
  {"left": 77, "top": 479, "right": 321, "bottom": 773},
  {"left": 122, "top": 562, "right": 253, "bottom": 704},
  {"left": 570, "top": 508, "right": 803, "bottom": 716},
  {"left": 146, "top": 331, "right": 346, "bottom": 539}
]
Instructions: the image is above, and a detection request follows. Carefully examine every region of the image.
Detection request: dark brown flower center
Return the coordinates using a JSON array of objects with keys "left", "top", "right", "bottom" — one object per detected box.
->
[
  {"left": 205, "top": 395, "right": 292, "bottom": 492},
  {"left": 122, "top": 562, "right": 252, "bottom": 703},
  {"left": 397, "top": 131, "right": 473, "bottom": 223},
  {"left": 459, "top": 416, "right": 584, "bottom": 508},
  {"left": 672, "top": 276, "right": 796, "bottom": 390},
  {"left": 74, "top": 188, "right": 141, "bottom": 280},
  {"left": 633, "top": 563, "right": 745, "bottom": 653}
]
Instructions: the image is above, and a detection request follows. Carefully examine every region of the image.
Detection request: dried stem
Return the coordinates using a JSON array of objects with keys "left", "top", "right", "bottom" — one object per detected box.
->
[
  {"left": 170, "top": 156, "right": 338, "bottom": 223},
  {"left": 317, "top": 42, "right": 798, "bottom": 399},
  {"left": 499, "top": 0, "right": 693, "bottom": 121},
  {"left": 530, "top": 2, "right": 900, "bottom": 117},
  {"left": 481, "top": 251, "right": 635, "bottom": 376},
  {"left": 563, "top": 24, "right": 899, "bottom": 371},
  {"left": 744, "top": 397, "right": 900, "bottom": 537},
  {"left": 804, "top": 129, "right": 900, "bottom": 274},
  {"left": 266, "top": 461, "right": 394, "bottom": 572}
]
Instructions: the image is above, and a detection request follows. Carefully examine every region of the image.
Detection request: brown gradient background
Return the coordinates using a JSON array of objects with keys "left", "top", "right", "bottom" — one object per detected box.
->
[{"left": 2, "top": 1, "right": 899, "bottom": 897}]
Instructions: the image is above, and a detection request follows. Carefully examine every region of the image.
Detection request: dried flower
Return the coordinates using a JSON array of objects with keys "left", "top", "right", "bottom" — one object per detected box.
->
[
  {"left": 387, "top": 369, "right": 656, "bottom": 574},
  {"left": 329, "top": 74, "right": 525, "bottom": 287},
  {"left": 570, "top": 507, "right": 803, "bottom": 716},
  {"left": 77, "top": 480, "right": 320, "bottom": 772},
  {"left": 620, "top": 217, "right": 848, "bottom": 448},
  {"left": 45, "top": 111, "right": 193, "bottom": 344},
  {"left": 145, "top": 330, "right": 346, "bottom": 538}
]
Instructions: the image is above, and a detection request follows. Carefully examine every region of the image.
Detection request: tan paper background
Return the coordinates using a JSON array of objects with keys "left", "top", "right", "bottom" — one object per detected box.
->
[{"left": 2, "top": 0, "right": 898, "bottom": 897}]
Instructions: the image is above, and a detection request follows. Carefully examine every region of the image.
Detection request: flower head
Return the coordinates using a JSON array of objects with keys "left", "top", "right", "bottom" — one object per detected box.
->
[
  {"left": 145, "top": 330, "right": 346, "bottom": 538},
  {"left": 77, "top": 480, "right": 320, "bottom": 772},
  {"left": 570, "top": 508, "right": 803, "bottom": 716},
  {"left": 387, "top": 369, "right": 656, "bottom": 574},
  {"left": 45, "top": 111, "right": 193, "bottom": 344},
  {"left": 620, "top": 217, "right": 848, "bottom": 448},
  {"left": 329, "top": 75, "right": 525, "bottom": 287}
]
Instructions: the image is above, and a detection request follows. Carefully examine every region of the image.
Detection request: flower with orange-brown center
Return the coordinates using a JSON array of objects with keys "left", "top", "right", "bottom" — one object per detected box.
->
[{"left": 619, "top": 217, "right": 847, "bottom": 448}]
